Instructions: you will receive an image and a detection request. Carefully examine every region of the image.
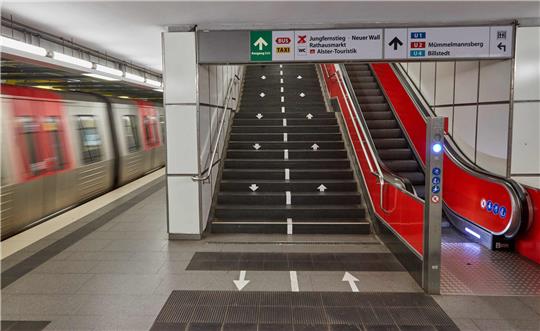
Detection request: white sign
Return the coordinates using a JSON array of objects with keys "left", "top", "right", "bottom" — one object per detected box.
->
[
  {"left": 404, "top": 26, "right": 513, "bottom": 59},
  {"left": 489, "top": 26, "right": 513, "bottom": 57},
  {"left": 384, "top": 28, "right": 407, "bottom": 59},
  {"left": 272, "top": 31, "right": 295, "bottom": 61},
  {"left": 294, "top": 29, "right": 383, "bottom": 60}
]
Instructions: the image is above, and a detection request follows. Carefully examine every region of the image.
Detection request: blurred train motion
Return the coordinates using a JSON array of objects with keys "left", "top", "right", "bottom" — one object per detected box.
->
[{"left": 1, "top": 85, "right": 165, "bottom": 239}]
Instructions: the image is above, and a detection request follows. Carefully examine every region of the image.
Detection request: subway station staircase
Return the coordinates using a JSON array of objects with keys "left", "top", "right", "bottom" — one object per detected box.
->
[
  {"left": 211, "top": 64, "right": 370, "bottom": 234},
  {"left": 345, "top": 64, "right": 427, "bottom": 199}
]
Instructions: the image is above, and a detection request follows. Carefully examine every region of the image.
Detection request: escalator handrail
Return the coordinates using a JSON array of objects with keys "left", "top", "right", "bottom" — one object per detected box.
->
[
  {"left": 390, "top": 63, "right": 532, "bottom": 238},
  {"left": 337, "top": 64, "right": 421, "bottom": 205}
]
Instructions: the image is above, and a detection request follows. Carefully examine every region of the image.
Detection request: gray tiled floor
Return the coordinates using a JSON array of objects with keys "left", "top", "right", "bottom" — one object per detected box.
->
[{"left": 2, "top": 187, "right": 539, "bottom": 330}]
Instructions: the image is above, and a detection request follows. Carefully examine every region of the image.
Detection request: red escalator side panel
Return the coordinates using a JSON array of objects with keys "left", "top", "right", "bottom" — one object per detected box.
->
[{"left": 516, "top": 187, "right": 540, "bottom": 264}]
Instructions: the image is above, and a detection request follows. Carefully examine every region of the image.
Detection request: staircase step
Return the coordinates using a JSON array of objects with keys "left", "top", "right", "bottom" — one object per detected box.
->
[
  {"left": 222, "top": 169, "right": 354, "bottom": 180},
  {"left": 239, "top": 106, "right": 328, "bottom": 113},
  {"left": 211, "top": 220, "right": 371, "bottom": 234},
  {"left": 234, "top": 118, "right": 337, "bottom": 126},
  {"left": 227, "top": 141, "right": 345, "bottom": 150},
  {"left": 235, "top": 112, "right": 335, "bottom": 119},
  {"left": 226, "top": 150, "right": 348, "bottom": 159},
  {"left": 229, "top": 133, "right": 343, "bottom": 141},
  {"left": 224, "top": 159, "right": 350, "bottom": 169},
  {"left": 232, "top": 125, "right": 340, "bottom": 134},
  {"left": 214, "top": 204, "right": 365, "bottom": 219},
  {"left": 217, "top": 192, "right": 363, "bottom": 205},
  {"left": 219, "top": 180, "right": 358, "bottom": 192}
]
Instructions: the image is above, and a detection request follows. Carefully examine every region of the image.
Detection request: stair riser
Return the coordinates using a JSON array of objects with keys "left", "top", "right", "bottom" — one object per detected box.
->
[
  {"left": 211, "top": 223, "right": 371, "bottom": 234},
  {"left": 230, "top": 134, "right": 343, "bottom": 141},
  {"left": 239, "top": 107, "right": 328, "bottom": 113},
  {"left": 214, "top": 208, "right": 365, "bottom": 219},
  {"left": 222, "top": 170, "right": 354, "bottom": 180},
  {"left": 235, "top": 113, "right": 335, "bottom": 119},
  {"left": 217, "top": 194, "right": 362, "bottom": 205},
  {"left": 226, "top": 151, "right": 348, "bottom": 159},
  {"left": 234, "top": 119, "right": 337, "bottom": 126},
  {"left": 228, "top": 142, "right": 344, "bottom": 150},
  {"left": 232, "top": 126, "right": 340, "bottom": 133},
  {"left": 224, "top": 160, "right": 351, "bottom": 169},
  {"left": 219, "top": 182, "right": 358, "bottom": 192}
]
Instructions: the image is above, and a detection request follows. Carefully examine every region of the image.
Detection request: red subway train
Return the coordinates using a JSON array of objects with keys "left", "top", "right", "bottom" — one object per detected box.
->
[{"left": 1, "top": 85, "right": 165, "bottom": 239}]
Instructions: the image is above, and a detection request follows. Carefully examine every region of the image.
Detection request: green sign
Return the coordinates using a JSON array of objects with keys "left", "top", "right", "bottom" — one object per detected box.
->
[{"left": 250, "top": 31, "right": 272, "bottom": 61}]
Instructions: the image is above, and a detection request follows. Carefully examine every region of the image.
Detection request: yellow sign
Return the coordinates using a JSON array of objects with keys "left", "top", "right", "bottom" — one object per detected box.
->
[{"left": 276, "top": 47, "right": 290, "bottom": 54}]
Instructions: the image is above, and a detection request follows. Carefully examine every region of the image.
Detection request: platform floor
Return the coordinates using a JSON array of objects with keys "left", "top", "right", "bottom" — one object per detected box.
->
[{"left": 1, "top": 185, "right": 539, "bottom": 330}]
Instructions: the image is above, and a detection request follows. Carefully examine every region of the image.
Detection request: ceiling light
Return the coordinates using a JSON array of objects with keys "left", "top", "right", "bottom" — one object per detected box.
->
[
  {"left": 125, "top": 72, "right": 145, "bottom": 83},
  {"left": 83, "top": 73, "right": 119, "bottom": 81},
  {"left": 95, "top": 64, "right": 123, "bottom": 76},
  {"left": 145, "top": 78, "right": 161, "bottom": 87},
  {"left": 153, "top": 88, "right": 164, "bottom": 92},
  {"left": 118, "top": 96, "right": 130, "bottom": 99},
  {"left": 0, "top": 36, "right": 47, "bottom": 56},
  {"left": 52, "top": 51, "right": 93, "bottom": 69}
]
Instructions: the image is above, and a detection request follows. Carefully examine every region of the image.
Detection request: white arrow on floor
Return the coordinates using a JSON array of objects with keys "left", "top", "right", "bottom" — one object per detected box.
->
[
  {"left": 342, "top": 272, "right": 359, "bottom": 292},
  {"left": 317, "top": 184, "right": 327, "bottom": 192},
  {"left": 253, "top": 143, "right": 261, "bottom": 150},
  {"left": 299, "top": 92, "right": 306, "bottom": 98},
  {"left": 234, "top": 270, "right": 250, "bottom": 291},
  {"left": 306, "top": 113, "right": 314, "bottom": 120},
  {"left": 261, "top": 75, "right": 266, "bottom": 80},
  {"left": 311, "top": 144, "right": 320, "bottom": 151},
  {"left": 256, "top": 113, "right": 263, "bottom": 119},
  {"left": 259, "top": 92, "right": 266, "bottom": 98},
  {"left": 249, "top": 184, "right": 259, "bottom": 192},
  {"left": 297, "top": 75, "right": 303, "bottom": 79}
]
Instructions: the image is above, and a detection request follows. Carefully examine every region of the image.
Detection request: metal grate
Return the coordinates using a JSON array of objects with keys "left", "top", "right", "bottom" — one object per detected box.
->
[{"left": 150, "top": 291, "right": 459, "bottom": 331}]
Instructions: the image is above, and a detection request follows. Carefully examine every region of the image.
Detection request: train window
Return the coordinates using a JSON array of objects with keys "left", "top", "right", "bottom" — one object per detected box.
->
[
  {"left": 143, "top": 115, "right": 160, "bottom": 147},
  {"left": 122, "top": 115, "right": 140, "bottom": 152},
  {"left": 17, "top": 116, "right": 45, "bottom": 176},
  {"left": 76, "top": 115, "right": 102, "bottom": 164},
  {"left": 43, "top": 117, "right": 66, "bottom": 170}
]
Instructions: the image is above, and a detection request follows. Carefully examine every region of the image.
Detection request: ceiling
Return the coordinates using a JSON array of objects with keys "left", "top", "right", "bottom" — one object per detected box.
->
[
  {"left": 1, "top": 57, "right": 163, "bottom": 101},
  {"left": 2, "top": 1, "right": 539, "bottom": 72}
]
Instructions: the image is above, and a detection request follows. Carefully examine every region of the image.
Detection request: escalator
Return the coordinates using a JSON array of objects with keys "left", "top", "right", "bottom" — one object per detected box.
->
[{"left": 341, "top": 63, "right": 532, "bottom": 250}]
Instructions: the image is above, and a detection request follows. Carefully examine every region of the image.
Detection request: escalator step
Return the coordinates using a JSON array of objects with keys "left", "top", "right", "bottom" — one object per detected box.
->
[
  {"left": 373, "top": 138, "right": 409, "bottom": 149},
  {"left": 363, "top": 111, "right": 394, "bottom": 120},
  {"left": 369, "top": 128, "right": 402, "bottom": 139},
  {"left": 365, "top": 119, "right": 399, "bottom": 129},
  {"left": 398, "top": 172, "right": 425, "bottom": 184},
  {"left": 385, "top": 160, "right": 420, "bottom": 172},
  {"left": 378, "top": 149, "right": 413, "bottom": 160}
]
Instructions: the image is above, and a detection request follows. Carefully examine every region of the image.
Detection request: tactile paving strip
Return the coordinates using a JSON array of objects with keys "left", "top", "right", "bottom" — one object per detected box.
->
[
  {"left": 186, "top": 252, "right": 405, "bottom": 271},
  {"left": 441, "top": 242, "right": 540, "bottom": 295},
  {"left": 150, "top": 291, "right": 459, "bottom": 331}
]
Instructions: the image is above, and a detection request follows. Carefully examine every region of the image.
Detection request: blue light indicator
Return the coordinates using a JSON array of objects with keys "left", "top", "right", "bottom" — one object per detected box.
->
[
  {"left": 432, "top": 143, "right": 443, "bottom": 153},
  {"left": 493, "top": 204, "right": 499, "bottom": 215},
  {"left": 499, "top": 207, "right": 507, "bottom": 218},
  {"left": 432, "top": 177, "right": 441, "bottom": 184},
  {"left": 432, "top": 186, "right": 440, "bottom": 194},
  {"left": 486, "top": 200, "right": 493, "bottom": 212},
  {"left": 432, "top": 167, "right": 441, "bottom": 176}
]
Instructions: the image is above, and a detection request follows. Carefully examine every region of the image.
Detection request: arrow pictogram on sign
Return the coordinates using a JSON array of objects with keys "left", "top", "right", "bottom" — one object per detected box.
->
[
  {"left": 253, "top": 37, "right": 268, "bottom": 51},
  {"left": 388, "top": 37, "right": 404, "bottom": 50},
  {"left": 497, "top": 42, "right": 506, "bottom": 52}
]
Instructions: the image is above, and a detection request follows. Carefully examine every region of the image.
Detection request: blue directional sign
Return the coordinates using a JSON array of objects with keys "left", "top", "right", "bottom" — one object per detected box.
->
[
  {"left": 432, "top": 177, "right": 441, "bottom": 185},
  {"left": 432, "top": 186, "right": 441, "bottom": 194},
  {"left": 432, "top": 167, "right": 441, "bottom": 176},
  {"left": 486, "top": 200, "right": 493, "bottom": 212},
  {"left": 493, "top": 204, "right": 500, "bottom": 215},
  {"left": 410, "top": 50, "right": 426, "bottom": 57},
  {"left": 411, "top": 32, "right": 426, "bottom": 39}
]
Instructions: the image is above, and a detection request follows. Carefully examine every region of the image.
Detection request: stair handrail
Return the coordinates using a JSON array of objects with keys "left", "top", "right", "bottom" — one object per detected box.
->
[
  {"left": 192, "top": 75, "right": 240, "bottom": 182},
  {"left": 390, "top": 63, "right": 532, "bottom": 237},
  {"left": 334, "top": 64, "right": 416, "bottom": 214}
]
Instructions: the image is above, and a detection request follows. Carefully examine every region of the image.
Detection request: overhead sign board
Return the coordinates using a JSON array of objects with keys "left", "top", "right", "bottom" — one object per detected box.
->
[{"left": 197, "top": 24, "right": 514, "bottom": 63}]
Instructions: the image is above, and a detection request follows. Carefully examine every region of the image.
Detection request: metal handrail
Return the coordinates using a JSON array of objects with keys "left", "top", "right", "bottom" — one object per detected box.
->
[
  {"left": 332, "top": 64, "right": 411, "bottom": 213},
  {"left": 192, "top": 75, "right": 240, "bottom": 182},
  {"left": 391, "top": 62, "right": 532, "bottom": 238}
]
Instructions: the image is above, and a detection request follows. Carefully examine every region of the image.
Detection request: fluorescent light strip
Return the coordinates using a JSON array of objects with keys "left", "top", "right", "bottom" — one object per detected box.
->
[
  {"left": 145, "top": 78, "right": 162, "bottom": 87},
  {"left": 83, "top": 73, "right": 119, "bottom": 81},
  {"left": 52, "top": 51, "right": 92, "bottom": 69},
  {"left": 153, "top": 88, "right": 164, "bottom": 92},
  {"left": 95, "top": 64, "right": 123, "bottom": 76},
  {"left": 1, "top": 36, "right": 47, "bottom": 56},
  {"left": 465, "top": 227, "right": 481, "bottom": 239},
  {"left": 125, "top": 72, "right": 145, "bottom": 83}
]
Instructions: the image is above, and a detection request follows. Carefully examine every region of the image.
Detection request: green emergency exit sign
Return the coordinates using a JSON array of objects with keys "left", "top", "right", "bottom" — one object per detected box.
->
[{"left": 250, "top": 31, "right": 272, "bottom": 61}]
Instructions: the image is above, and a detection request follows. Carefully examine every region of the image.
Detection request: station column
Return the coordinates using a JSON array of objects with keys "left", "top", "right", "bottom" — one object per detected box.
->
[{"left": 162, "top": 31, "right": 202, "bottom": 239}]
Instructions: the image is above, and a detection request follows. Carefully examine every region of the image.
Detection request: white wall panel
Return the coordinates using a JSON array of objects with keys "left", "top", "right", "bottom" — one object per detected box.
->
[
  {"left": 420, "top": 62, "right": 436, "bottom": 106},
  {"left": 511, "top": 102, "right": 540, "bottom": 174},
  {"left": 515, "top": 27, "right": 540, "bottom": 101},
  {"left": 435, "top": 62, "right": 455, "bottom": 106},
  {"left": 476, "top": 104, "right": 509, "bottom": 176},
  {"left": 407, "top": 62, "right": 421, "bottom": 88},
  {"left": 454, "top": 61, "right": 479, "bottom": 104},
  {"left": 163, "top": 32, "right": 197, "bottom": 104},
  {"left": 433, "top": 106, "right": 454, "bottom": 135},
  {"left": 452, "top": 106, "right": 477, "bottom": 161},
  {"left": 479, "top": 60, "right": 511, "bottom": 103},
  {"left": 198, "top": 105, "right": 211, "bottom": 166},
  {"left": 167, "top": 176, "right": 200, "bottom": 235},
  {"left": 166, "top": 105, "right": 199, "bottom": 175}
]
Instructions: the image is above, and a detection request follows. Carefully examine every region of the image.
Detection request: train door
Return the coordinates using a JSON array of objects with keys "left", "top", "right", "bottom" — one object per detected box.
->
[{"left": 137, "top": 100, "right": 161, "bottom": 170}]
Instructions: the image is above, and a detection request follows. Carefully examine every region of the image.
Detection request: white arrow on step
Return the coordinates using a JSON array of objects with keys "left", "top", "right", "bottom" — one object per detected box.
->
[
  {"left": 299, "top": 92, "right": 306, "bottom": 98},
  {"left": 259, "top": 92, "right": 266, "bottom": 98},
  {"left": 342, "top": 272, "right": 359, "bottom": 292},
  {"left": 261, "top": 75, "right": 266, "bottom": 80},
  {"left": 317, "top": 184, "right": 327, "bottom": 192},
  {"left": 256, "top": 113, "right": 263, "bottom": 119},
  {"left": 253, "top": 143, "right": 261, "bottom": 150},
  {"left": 306, "top": 113, "right": 313, "bottom": 120},
  {"left": 233, "top": 270, "right": 250, "bottom": 291},
  {"left": 253, "top": 37, "right": 268, "bottom": 51},
  {"left": 297, "top": 75, "right": 303, "bottom": 79},
  {"left": 249, "top": 184, "right": 259, "bottom": 192},
  {"left": 311, "top": 144, "right": 320, "bottom": 151}
]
